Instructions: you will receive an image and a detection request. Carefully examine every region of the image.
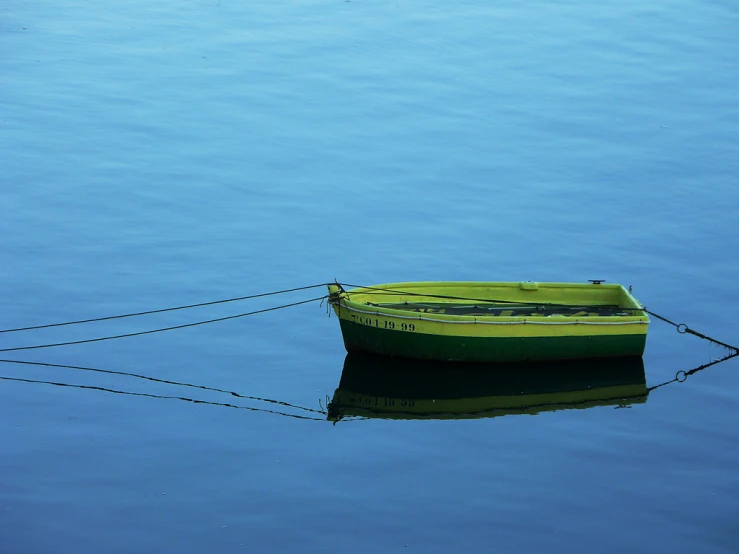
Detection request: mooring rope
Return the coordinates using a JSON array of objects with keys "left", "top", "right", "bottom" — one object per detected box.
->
[
  {"left": 643, "top": 309, "right": 739, "bottom": 352},
  {"left": 0, "top": 296, "right": 327, "bottom": 353},
  {"left": 0, "top": 283, "right": 331, "bottom": 334}
]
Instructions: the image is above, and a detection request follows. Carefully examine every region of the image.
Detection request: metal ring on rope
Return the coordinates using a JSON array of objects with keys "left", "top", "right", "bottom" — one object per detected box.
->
[
  {"left": 676, "top": 371, "right": 688, "bottom": 382},
  {"left": 677, "top": 324, "right": 688, "bottom": 334}
]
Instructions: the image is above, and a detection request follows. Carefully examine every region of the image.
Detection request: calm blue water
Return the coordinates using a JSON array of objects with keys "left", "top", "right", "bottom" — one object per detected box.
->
[{"left": 2, "top": 0, "right": 739, "bottom": 552}]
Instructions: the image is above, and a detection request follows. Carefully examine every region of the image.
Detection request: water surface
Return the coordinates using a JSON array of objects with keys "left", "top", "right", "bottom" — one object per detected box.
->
[{"left": 2, "top": 1, "right": 739, "bottom": 552}]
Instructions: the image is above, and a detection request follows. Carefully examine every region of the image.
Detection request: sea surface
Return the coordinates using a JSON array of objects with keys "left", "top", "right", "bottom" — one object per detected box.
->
[{"left": 2, "top": 1, "right": 739, "bottom": 552}]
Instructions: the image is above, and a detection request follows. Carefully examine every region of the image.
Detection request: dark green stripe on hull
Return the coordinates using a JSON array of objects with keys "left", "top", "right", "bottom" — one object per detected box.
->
[{"left": 338, "top": 319, "right": 646, "bottom": 363}]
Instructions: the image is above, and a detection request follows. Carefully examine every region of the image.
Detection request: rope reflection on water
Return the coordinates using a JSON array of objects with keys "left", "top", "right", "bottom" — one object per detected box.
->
[{"left": 0, "top": 358, "right": 330, "bottom": 422}]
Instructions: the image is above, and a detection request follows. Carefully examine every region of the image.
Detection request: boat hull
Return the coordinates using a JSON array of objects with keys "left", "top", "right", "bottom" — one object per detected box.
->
[
  {"left": 328, "top": 281, "right": 649, "bottom": 363},
  {"left": 338, "top": 317, "right": 647, "bottom": 362}
]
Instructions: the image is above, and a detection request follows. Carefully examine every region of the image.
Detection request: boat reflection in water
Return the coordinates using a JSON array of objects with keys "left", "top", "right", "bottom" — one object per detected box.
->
[{"left": 327, "top": 352, "right": 647, "bottom": 421}]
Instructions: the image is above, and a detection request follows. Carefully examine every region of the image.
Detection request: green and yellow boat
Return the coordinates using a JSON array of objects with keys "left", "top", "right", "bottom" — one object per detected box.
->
[
  {"left": 327, "top": 281, "right": 649, "bottom": 363},
  {"left": 327, "top": 352, "right": 648, "bottom": 421}
]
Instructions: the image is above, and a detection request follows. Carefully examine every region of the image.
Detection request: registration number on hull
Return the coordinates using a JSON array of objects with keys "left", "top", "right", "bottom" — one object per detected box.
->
[{"left": 351, "top": 314, "right": 416, "bottom": 332}]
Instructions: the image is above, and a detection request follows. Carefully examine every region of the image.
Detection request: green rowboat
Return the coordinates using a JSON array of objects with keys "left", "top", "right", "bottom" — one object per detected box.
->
[{"left": 327, "top": 281, "right": 649, "bottom": 363}]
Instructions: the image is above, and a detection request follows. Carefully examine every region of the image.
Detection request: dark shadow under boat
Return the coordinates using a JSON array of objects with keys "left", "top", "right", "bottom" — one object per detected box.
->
[{"left": 328, "top": 352, "right": 647, "bottom": 421}]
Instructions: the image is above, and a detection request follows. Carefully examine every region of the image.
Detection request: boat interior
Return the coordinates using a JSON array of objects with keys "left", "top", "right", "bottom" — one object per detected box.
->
[{"left": 347, "top": 282, "right": 645, "bottom": 318}]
